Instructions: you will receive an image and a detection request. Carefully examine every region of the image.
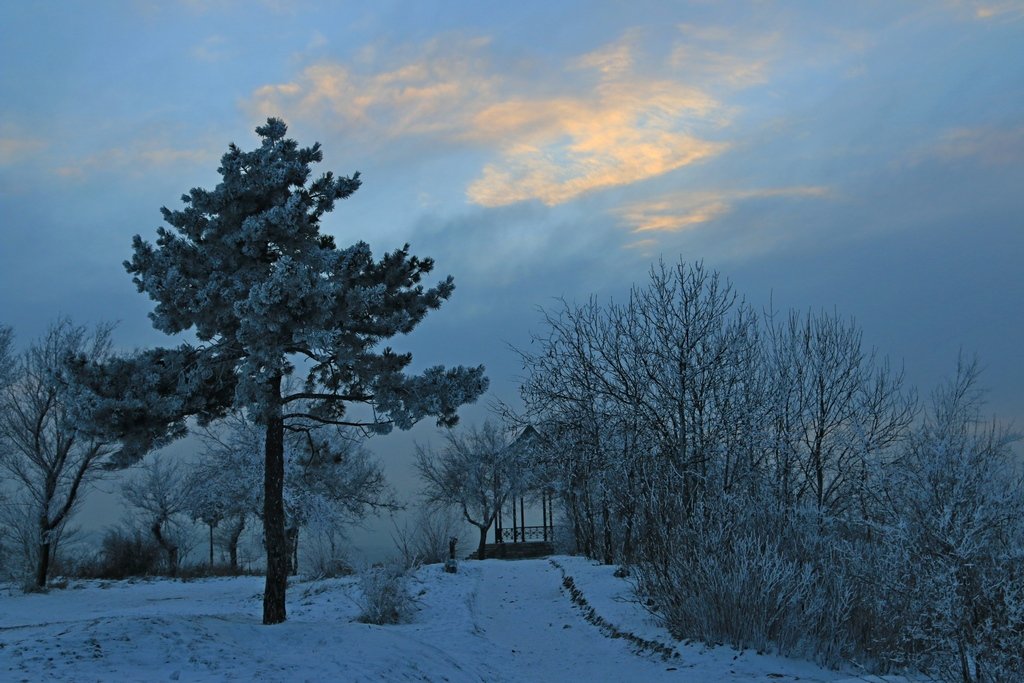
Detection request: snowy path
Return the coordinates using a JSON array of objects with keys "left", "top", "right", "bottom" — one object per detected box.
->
[
  {"left": 470, "top": 560, "right": 683, "bottom": 682},
  {"left": 0, "top": 558, "right": 889, "bottom": 682}
]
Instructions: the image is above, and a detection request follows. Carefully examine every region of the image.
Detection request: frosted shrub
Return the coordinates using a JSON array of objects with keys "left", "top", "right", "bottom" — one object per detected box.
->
[
  {"left": 357, "top": 563, "right": 415, "bottom": 625},
  {"left": 392, "top": 506, "right": 469, "bottom": 567},
  {"left": 873, "top": 359, "right": 1024, "bottom": 682},
  {"left": 83, "top": 526, "right": 163, "bottom": 580},
  {"left": 306, "top": 550, "right": 354, "bottom": 579},
  {"left": 638, "top": 518, "right": 828, "bottom": 658}
]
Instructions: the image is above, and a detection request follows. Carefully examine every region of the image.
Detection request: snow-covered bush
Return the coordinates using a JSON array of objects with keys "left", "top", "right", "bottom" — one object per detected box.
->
[
  {"left": 303, "top": 524, "right": 355, "bottom": 578},
  {"left": 81, "top": 526, "right": 164, "bottom": 580},
  {"left": 519, "top": 260, "right": 1023, "bottom": 679},
  {"left": 356, "top": 563, "right": 416, "bottom": 625},
  {"left": 634, "top": 498, "right": 854, "bottom": 665},
  {"left": 870, "top": 358, "right": 1024, "bottom": 682},
  {"left": 392, "top": 506, "right": 470, "bottom": 566}
]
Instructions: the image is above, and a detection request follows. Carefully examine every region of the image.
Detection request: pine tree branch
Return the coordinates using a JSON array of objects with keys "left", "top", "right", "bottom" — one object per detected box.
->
[
  {"left": 281, "top": 392, "right": 373, "bottom": 404},
  {"left": 281, "top": 412, "right": 391, "bottom": 428}
]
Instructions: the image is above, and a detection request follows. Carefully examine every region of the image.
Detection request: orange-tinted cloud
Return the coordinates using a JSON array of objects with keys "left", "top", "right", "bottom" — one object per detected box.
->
[
  {"left": 971, "top": 1, "right": 1024, "bottom": 20},
  {"left": 615, "top": 186, "right": 830, "bottom": 236},
  {"left": 249, "top": 36, "right": 499, "bottom": 140},
  {"left": 250, "top": 31, "right": 773, "bottom": 207},
  {"left": 466, "top": 81, "right": 728, "bottom": 206},
  {"left": 464, "top": 33, "right": 732, "bottom": 206}
]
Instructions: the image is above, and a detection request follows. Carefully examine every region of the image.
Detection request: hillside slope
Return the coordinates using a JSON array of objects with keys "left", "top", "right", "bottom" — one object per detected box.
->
[{"left": 0, "top": 557, "right": 907, "bottom": 682}]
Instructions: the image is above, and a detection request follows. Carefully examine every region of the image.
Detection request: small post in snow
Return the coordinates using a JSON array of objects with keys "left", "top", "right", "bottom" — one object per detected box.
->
[{"left": 445, "top": 537, "right": 458, "bottom": 573}]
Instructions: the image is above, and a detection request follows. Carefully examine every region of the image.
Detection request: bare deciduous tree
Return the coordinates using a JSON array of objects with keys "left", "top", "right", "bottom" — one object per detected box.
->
[
  {"left": 416, "top": 421, "right": 532, "bottom": 560},
  {"left": 0, "top": 319, "right": 116, "bottom": 588},
  {"left": 765, "top": 309, "right": 916, "bottom": 516},
  {"left": 122, "top": 455, "right": 191, "bottom": 577}
]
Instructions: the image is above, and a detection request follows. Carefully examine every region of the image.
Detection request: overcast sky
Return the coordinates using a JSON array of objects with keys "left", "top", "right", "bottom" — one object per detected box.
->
[{"left": 1, "top": 2, "right": 1022, "bottom": 554}]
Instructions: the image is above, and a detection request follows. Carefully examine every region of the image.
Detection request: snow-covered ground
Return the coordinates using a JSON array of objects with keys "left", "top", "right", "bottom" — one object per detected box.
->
[{"left": 0, "top": 557, "right": 908, "bottom": 682}]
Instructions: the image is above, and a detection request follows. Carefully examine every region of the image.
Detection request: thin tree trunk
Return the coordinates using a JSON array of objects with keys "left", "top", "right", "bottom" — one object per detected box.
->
[
  {"left": 228, "top": 514, "right": 245, "bottom": 573},
  {"left": 601, "top": 498, "right": 614, "bottom": 565},
  {"left": 209, "top": 523, "right": 215, "bottom": 567},
  {"left": 263, "top": 374, "right": 288, "bottom": 624},
  {"left": 622, "top": 507, "right": 634, "bottom": 564},
  {"left": 152, "top": 521, "right": 178, "bottom": 577},
  {"left": 35, "top": 535, "right": 51, "bottom": 589},
  {"left": 477, "top": 525, "right": 487, "bottom": 560},
  {"left": 287, "top": 526, "right": 299, "bottom": 576}
]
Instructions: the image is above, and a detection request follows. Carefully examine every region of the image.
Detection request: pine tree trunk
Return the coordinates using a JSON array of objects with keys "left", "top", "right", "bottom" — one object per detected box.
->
[{"left": 263, "top": 375, "right": 288, "bottom": 624}]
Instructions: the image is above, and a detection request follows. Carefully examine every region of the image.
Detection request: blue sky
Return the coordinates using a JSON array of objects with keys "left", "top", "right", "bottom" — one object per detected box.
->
[{"left": 1, "top": 2, "right": 1022, "bottom": 539}]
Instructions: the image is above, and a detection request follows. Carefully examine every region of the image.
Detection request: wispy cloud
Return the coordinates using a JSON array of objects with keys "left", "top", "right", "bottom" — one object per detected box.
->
[
  {"left": 248, "top": 30, "right": 766, "bottom": 207},
  {"left": 669, "top": 23, "right": 779, "bottom": 87},
  {"left": 623, "top": 237, "right": 658, "bottom": 250},
  {"left": 615, "top": 186, "right": 831, "bottom": 236},
  {"left": 970, "top": 1, "right": 1024, "bottom": 20},
  {"left": 0, "top": 136, "right": 46, "bottom": 165},
  {"left": 190, "top": 34, "right": 230, "bottom": 62},
  {"left": 465, "top": 81, "right": 728, "bottom": 206},
  {"left": 249, "top": 35, "right": 500, "bottom": 140},
  {"left": 903, "top": 125, "right": 1024, "bottom": 168},
  {"left": 570, "top": 29, "right": 639, "bottom": 78},
  {"left": 465, "top": 32, "right": 733, "bottom": 206},
  {"left": 54, "top": 144, "right": 215, "bottom": 179}
]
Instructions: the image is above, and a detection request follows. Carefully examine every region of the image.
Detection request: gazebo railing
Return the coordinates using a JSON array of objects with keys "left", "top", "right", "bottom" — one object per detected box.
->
[{"left": 495, "top": 525, "right": 553, "bottom": 543}]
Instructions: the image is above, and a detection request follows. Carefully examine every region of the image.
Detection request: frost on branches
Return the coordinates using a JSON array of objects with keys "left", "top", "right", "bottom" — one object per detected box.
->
[
  {"left": 190, "top": 412, "right": 397, "bottom": 576},
  {"left": 68, "top": 118, "right": 487, "bottom": 624},
  {"left": 519, "top": 261, "right": 1023, "bottom": 681}
]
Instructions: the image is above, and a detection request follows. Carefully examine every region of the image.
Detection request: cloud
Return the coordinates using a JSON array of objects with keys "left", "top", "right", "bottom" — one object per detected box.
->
[
  {"left": 570, "top": 29, "right": 639, "bottom": 78},
  {"left": 669, "top": 23, "right": 779, "bottom": 87},
  {"left": 249, "top": 35, "right": 500, "bottom": 140},
  {"left": 250, "top": 24, "right": 889, "bottom": 211},
  {"left": 190, "top": 35, "right": 230, "bottom": 62},
  {"left": 614, "top": 186, "right": 830, "bottom": 236},
  {"left": 0, "top": 136, "right": 46, "bottom": 165},
  {"left": 464, "top": 31, "right": 733, "bottom": 207},
  {"left": 623, "top": 237, "right": 658, "bottom": 250},
  {"left": 465, "top": 81, "right": 728, "bottom": 206},
  {"left": 939, "top": 0, "right": 1024, "bottom": 21},
  {"left": 54, "top": 144, "right": 215, "bottom": 179},
  {"left": 249, "top": 31, "right": 756, "bottom": 207},
  {"left": 970, "top": 1, "right": 1024, "bottom": 20},
  {"left": 903, "top": 125, "right": 1024, "bottom": 168}
]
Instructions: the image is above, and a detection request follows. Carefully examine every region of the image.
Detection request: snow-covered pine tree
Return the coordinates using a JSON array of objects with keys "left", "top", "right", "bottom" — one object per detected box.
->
[{"left": 69, "top": 118, "right": 487, "bottom": 623}]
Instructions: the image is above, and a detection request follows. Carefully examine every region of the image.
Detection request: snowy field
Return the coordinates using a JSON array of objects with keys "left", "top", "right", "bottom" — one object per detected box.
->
[{"left": 0, "top": 557, "right": 909, "bottom": 682}]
